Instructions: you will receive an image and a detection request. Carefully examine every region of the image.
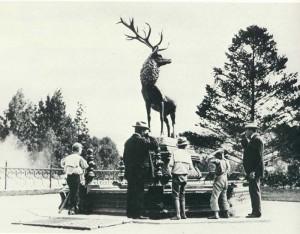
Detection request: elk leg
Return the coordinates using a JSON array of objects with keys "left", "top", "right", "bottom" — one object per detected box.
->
[
  {"left": 170, "top": 111, "right": 176, "bottom": 138},
  {"left": 160, "top": 101, "right": 164, "bottom": 136},
  {"left": 146, "top": 102, "right": 151, "bottom": 131},
  {"left": 164, "top": 116, "right": 170, "bottom": 137}
]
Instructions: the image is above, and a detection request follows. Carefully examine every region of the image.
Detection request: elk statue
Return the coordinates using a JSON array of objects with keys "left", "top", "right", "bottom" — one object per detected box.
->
[{"left": 118, "top": 17, "right": 176, "bottom": 137}]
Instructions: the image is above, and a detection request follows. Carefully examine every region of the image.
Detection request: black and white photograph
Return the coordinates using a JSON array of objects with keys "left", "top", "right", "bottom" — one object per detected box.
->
[{"left": 0, "top": 0, "right": 299, "bottom": 233}]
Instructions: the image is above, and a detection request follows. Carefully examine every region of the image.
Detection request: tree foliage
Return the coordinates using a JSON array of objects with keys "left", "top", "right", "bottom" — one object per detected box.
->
[
  {"left": 74, "top": 102, "right": 90, "bottom": 154},
  {"left": 0, "top": 90, "right": 37, "bottom": 149},
  {"left": 0, "top": 89, "right": 120, "bottom": 168},
  {"left": 273, "top": 123, "right": 300, "bottom": 161},
  {"left": 263, "top": 159, "right": 300, "bottom": 188},
  {"left": 193, "top": 25, "right": 299, "bottom": 159},
  {"left": 89, "top": 137, "right": 120, "bottom": 170}
]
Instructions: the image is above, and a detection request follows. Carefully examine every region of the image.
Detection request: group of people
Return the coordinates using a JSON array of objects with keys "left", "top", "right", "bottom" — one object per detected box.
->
[
  {"left": 123, "top": 120, "right": 264, "bottom": 220},
  {"left": 60, "top": 120, "right": 264, "bottom": 219}
]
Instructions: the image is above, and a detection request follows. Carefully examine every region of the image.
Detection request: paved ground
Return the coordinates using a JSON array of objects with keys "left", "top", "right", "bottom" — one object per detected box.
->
[{"left": 0, "top": 194, "right": 299, "bottom": 233}]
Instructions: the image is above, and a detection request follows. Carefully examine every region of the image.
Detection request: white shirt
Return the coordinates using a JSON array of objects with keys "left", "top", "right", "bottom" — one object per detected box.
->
[
  {"left": 61, "top": 153, "right": 88, "bottom": 175},
  {"left": 169, "top": 148, "right": 193, "bottom": 175},
  {"left": 210, "top": 158, "right": 231, "bottom": 176}
]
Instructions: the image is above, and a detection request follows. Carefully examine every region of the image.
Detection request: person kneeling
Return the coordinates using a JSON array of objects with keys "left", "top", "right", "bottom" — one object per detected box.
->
[{"left": 208, "top": 149, "right": 230, "bottom": 219}]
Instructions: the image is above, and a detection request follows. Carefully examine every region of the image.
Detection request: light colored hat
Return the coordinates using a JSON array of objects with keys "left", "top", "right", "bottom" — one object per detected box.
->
[
  {"left": 245, "top": 122, "right": 258, "bottom": 129},
  {"left": 177, "top": 137, "right": 188, "bottom": 146},
  {"left": 72, "top": 142, "right": 83, "bottom": 152},
  {"left": 132, "top": 121, "right": 149, "bottom": 129}
]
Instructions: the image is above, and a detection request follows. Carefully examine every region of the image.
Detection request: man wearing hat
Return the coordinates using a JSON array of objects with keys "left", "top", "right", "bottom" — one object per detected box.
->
[
  {"left": 123, "top": 121, "right": 158, "bottom": 219},
  {"left": 61, "top": 142, "right": 88, "bottom": 215},
  {"left": 242, "top": 122, "right": 264, "bottom": 218},
  {"left": 169, "top": 137, "right": 193, "bottom": 220},
  {"left": 208, "top": 148, "right": 231, "bottom": 219}
]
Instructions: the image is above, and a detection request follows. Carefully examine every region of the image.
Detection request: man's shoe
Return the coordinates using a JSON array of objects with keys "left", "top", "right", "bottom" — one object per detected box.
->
[
  {"left": 171, "top": 215, "right": 181, "bottom": 220},
  {"left": 180, "top": 213, "right": 187, "bottom": 219},
  {"left": 208, "top": 211, "right": 220, "bottom": 219},
  {"left": 221, "top": 211, "right": 229, "bottom": 218},
  {"left": 246, "top": 213, "right": 261, "bottom": 218},
  {"left": 74, "top": 206, "right": 80, "bottom": 214},
  {"left": 207, "top": 215, "right": 220, "bottom": 219},
  {"left": 68, "top": 210, "right": 75, "bottom": 215},
  {"left": 133, "top": 216, "right": 148, "bottom": 219},
  {"left": 208, "top": 216, "right": 219, "bottom": 219}
]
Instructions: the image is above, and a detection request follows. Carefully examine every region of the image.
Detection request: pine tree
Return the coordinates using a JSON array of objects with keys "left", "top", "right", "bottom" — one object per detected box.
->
[{"left": 195, "top": 25, "right": 299, "bottom": 157}]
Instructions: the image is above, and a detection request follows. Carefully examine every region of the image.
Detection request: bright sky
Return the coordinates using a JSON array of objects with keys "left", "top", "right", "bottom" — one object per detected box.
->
[{"left": 0, "top": 1, "right": 299, "bottom": 154}]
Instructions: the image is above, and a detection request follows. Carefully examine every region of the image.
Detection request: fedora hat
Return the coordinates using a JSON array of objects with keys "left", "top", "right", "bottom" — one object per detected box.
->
[
  {"left": 244, "top": 122, "right": 258, "bottom": 129},
  {"left": 132, "top": 121, "right": 149, "bottom": 129},
  {"left": 177, "top": 137, "right": 188, "bottom": 147}
]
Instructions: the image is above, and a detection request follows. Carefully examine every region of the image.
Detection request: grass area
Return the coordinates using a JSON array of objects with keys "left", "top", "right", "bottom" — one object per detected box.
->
[{"left": 262, "top": 186, "right": 300, "bottom": 202}]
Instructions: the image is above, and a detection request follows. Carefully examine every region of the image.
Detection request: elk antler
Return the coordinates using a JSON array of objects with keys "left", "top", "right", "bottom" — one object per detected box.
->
[{"left": 118, "top": 17, "right": 167, "bottom": 52}]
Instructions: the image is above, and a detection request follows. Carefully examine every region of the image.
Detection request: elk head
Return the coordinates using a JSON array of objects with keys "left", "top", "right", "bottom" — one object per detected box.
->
[{"left": 118, "top": 17, "right": 172, "bottom": 67}]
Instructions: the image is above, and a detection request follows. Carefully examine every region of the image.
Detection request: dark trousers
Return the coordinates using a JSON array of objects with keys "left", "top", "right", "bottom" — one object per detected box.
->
[
  {"left": 249, "top": 177, "right": 262, "bottom": 215},
  {"left": 126, "top": 175, "right": 145, "bottom": 218},
  {"left": 67, "top": 174, "right": 80, "bottom": 211}
]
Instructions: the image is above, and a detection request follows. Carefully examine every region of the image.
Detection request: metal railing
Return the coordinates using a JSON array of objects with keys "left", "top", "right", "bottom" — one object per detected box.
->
[
  {"left": 0, "top": 162, "right": 119, "bottom": 191},
  {"left": 0, "top": 161, "right": 244, "bottom": 191}
]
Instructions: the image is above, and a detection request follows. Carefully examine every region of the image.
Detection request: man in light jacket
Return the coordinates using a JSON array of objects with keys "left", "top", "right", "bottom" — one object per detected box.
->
[
  {"left": 61, "top": 142, "right": 88, "bottom": 215},
  {"left": 169, "top": 137, "right": 193, "bottom": 220},
  {"left": 209, "top": 149, "right": 231, "bottom": 219}
]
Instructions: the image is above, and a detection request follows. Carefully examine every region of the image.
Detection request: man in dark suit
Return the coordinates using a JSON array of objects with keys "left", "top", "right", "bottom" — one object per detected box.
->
[
  {"left": 242, "top": 122, "right": 264, "bottom": 218},
  {"left": 123, "top": 121, "right": 158, "bottom": 219}
]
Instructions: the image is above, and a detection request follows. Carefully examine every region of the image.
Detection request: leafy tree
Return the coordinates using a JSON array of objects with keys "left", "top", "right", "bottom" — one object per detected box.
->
[
  {"left": 272, "top": 88, "right": 300, "bottom": 160},
  {"left": 287, "top": 160, "right": 300, "bottom": 188},
  {"left": 74, "top": 102, "right": 90, "bottom": 152},
  {"left": 2, "top": 90, "right": 37, "bottom": 149},
  {"left": 273, "top": 123, "right": 300, "bottom": 161},
  {"left": 0, "top": 115, "right": 9, "bottom": 140},
  {"left": 6, "top": 89, "right": 27, "bottom": 135},
  {"left": 181, "top": 131, "right": 222, "bottom": 149},
  {"left": 38, "top": 90, "right": 69, "bottom": 135},
  {"left": 194, "top": 25, "right": 299, "bottom": 158},
  {"left": 34, "top": 90, "right": 77, "bottom": 163},
  {"left": 30, "top": 128, "right": 59, "bottom": 167},
  {"left": 0, "top": 89, "right": 120, "bottom": 168},
  {"left": 90, "top": 136, "right": 120, "bottom": 169}
]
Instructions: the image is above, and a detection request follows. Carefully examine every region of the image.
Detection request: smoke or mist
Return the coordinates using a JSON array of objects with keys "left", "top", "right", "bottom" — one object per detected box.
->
[
  {"left": 30, "top": 150, "right": 52, "bottom": 169},
  {"left": 0, "top": 134, "right": 51, "bottom": 168},
  {"left": 0, "top": 134, "right": 30, "bottom": 168}
]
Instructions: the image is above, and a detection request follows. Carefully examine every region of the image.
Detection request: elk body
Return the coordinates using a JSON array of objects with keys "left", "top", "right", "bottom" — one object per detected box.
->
[{"left": 119, "top": 18, "right": 176, "bottom": 137}]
